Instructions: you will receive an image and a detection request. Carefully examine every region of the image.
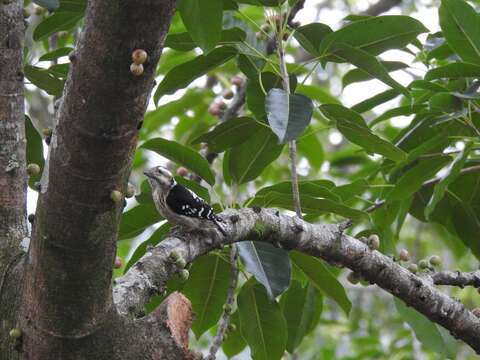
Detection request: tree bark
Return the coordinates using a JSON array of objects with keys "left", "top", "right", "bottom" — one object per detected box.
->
[{"left": 0, "top": 0, "right": 27, "bottom": 358}]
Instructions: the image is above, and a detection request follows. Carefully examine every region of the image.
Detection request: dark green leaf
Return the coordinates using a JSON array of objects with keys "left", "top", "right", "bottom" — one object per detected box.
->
[
  {"left": 351, "top": 89, "right": 399, "bottom": 113},
  {"left": 296, "top": 84, "right": 340, "bottom": 105},
  {"left": 428, "top": 92, "right": 463, "bottom": 112},
  {"left": 119, "top": 203, "right": 161, "bottom": 240},
  {"left": 177, "top": 0, "right": 223, "bottom": 52},
  {"left": 238, "top": 282, "right": 287, "bottom": 360},
  {"left": 191, "top": 117, "right": 260, "bottom": 152},
  {"left": 228, "top": 127, "right": 284, "bottom": 184},
  {"left": 141, "top": 138, "right": 215, "bottom": 185},
  {"left": 38, "top": 47, "right": 73, "bottom": 62},
  {"left": 154, "top": 46, "right": 237, "bottom": 102},
  {"left": 24, "top": 65, "right": 64, "bottom": 96},
  {"left": 256, "top": 179, "right": 339, "bottom": 202},
  {"left": 439, "top": 0, "right": 480, "bottom": 64},
  {"left": 319, "top": 16, "right": 428, "bottom": 57},
  {"left": 222, "top": 311, "right": 247, "bottom": 357},
  {"left": 395, "top": 298, "right": 457, "bottom": 357},
  {"left": 387, "top": 156, "right": 451, "bottom": 202},
  {"left": 238, "top": 242, "right": 291, "bottom": 299},
  {"left": 33, "top": 11, "right": 83, "bottom": 41},
  {"left": 425, "top": 144, "right": 472, "bottom": 219},
  {"left": 281, "top": 281, "right": 322, "bottom": 353},
  {"left": 297, "top": 129, "right": 324, "bottom": 170},
  {"left": 370, "top": 105, "right": 427, "bottom": 128},
  {"left": 330, "top": 43, "right": 409, "bottom": 96},
  {"left": 290, "top": 251, "right": 351, "bottom": 315},
  {"left": 343, "top": 61, "right": 408, "bottom": 88},
  {"left": 321, "top": 104, "right": 407, "bottom": 161},
  {"left": 165, "top": 28, "right": 246, "bottom": 51},
  {"left": 425, "top": 62, "right": 480, "bottom": 81},
  {"left": 293, "top": 23, "right": 333, "bottom": 55},
  {"left": 183, "top": 254, "right": 231, "bottom": 338},
  {"left": 265, "top": 88, "right": 313, "bottom": 143}
]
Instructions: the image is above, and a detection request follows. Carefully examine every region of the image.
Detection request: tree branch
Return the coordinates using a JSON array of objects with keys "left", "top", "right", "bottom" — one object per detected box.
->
[
  {"left": 114, "top": 207, "right": 480, "bottom": 354},
  {"left": 432, "top": 270, "right": 480, "bottom": 288}
]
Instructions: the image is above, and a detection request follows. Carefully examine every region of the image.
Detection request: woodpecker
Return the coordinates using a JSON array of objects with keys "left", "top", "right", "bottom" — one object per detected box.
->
[{"left": 144, "top": 166, "right": 226, "bottom": 235}]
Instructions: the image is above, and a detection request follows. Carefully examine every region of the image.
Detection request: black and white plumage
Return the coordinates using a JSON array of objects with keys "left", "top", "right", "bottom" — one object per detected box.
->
[{"left": 144, "top": 166, "right": 226, "bottom": 235}]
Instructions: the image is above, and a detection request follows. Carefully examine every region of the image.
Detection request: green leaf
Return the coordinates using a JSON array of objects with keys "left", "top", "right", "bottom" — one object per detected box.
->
[
  {"left": 369, "top": 105, "right": 427, "bottom": 128},
  {"left": 25, "top": 116, "right": 45, "bottom": 190},
  {"left": 265, "top": 88, "right": 314, "bottom": 143},
  {"left": 33, "top": 0, "right": 59, "bottom": 11},
  {"left": 228, "top": 127, "right": 284, "bottom": 184},
  {"left": 24, "top": 65, "right": 64, "bottom": 97},
  {"left": 222, "top": 311, "right": 247, "bottom": 357},
  {"left": 425, "top": 144, "right": 472, "bottom": 219},
  {"left": 321, "top": 104, "right": 407, "bottom": 161},
  {"left": 191, "top": 117, "right": 260, "bottom": 152},
  {"left": 343, "top": 61, "right": 408, "bottom": 88},
  {"left": 238, "top": 282, "right": 287, "bottom": 360},
  {"left": 395, "top": 298, "right": 457, "bottom": 357},
  {"left": 332, "top": 179, "right": 369, "bottom": 202},
  {"left": 425, "top": 62, "right": 480, "bottom": 81},
  {"left": 256, "top": 179, "right": 339, "bottom": 202},
  {"left": 177, "top": 0, "right": 223, "bottom": 52},
  {"left": 124, "top": 223, "right": 171, "bottom": 272},
  {"left": 330, "top": 43, "right": 409, "bottom": 96},
  {"left": 293, "top": 23, "right": 333, "bottom": 55},
  {"left": 387, "top": 156, "right": 452, "bottom": 202},
  {"left": 351, "top": 89, "right": 399, "bottom": 113},
  {"left": 182, "top": 254, "right": 231, "bottom": 338},
  {"left": 57, "top": 0, "right": 86, "bottom": 12},
  {"left": 38, "top": 47, "right": 73, "bottom": 62},
  {"left": 251, "top": 192, "right": 366, "bottom": 221},
  {"left": 33, "top": 11, "right": 83, "bottom": 41},
  {"left": 319, "top": 16, "right": 428, "bottom": 57},
  {"left": 280, "top": 281, "right": 322, "bottom": 353},
  {"left": 141, "top": 138, "right": 215, "bottom": 185},
  {"left": 119, "top": 203, "right": 161, "bottom": 240},
  {"left": 165, "top": 28, "right": 246, "bottom": 52},
  {"left": 296, "top": 84, "right": 340, "bottom": 105},
  {"left": 439, "top": 0, "right": 480, "bottom": 64},
  {"left": 428, "top": 92, "right": 463, "bottom": 112},
  {"left": 290, "top": 251, "right": 351, "bottom": 315},
  {"left": 246, "top": 72, "right": 297, "bottom": 120},
  {"left": 297, "top": 129, "right": 324, "bottom": 170},
  {"left": 238, "top": 242, "right": 291, "bottom": 299},
  {"left": 154, "top": 46, "right": 237, "bottom": 103}
]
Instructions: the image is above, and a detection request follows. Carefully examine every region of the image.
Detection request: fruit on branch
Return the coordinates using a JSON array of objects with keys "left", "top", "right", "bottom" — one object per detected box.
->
[
  {"left": 130, "top": 63, "right": 144, "bottom": 76},
  {"left": 399, "top": 249, "right": 410, "bottom": 262},
  {"left": 131, "top": 49, "right": 148, "bottom": 65},
  {"left": 407, "top": 263, "right": 419, "bottom": 274},
  {"left": 176, "top": 167, "right": 188, "bottom": 177},
  {"left": 419, "top": 259, "right": 429, "bottom": 270},
  {"left": 175, "top": 258, "right": 187, "bottom": 269},
  {"left": 179, "top": 269, "right": 189, "bottom": 282},
  {"left": 114, "top": 256, "right": 123, "bottom": 269},
  {"left": 26, "top": 163, "right": 40, "bottom": 176},
  {"left": 368, "top": 234, "right": 380, "bottom": 250},
  {"left": 9, "top": 328, "right": 21, "bottom": 339},
  {"left": 429, "top": 255, "right": 441, "bottom": 267},
  {"left": 110, "top": 190, "right": 123, "bottom": 203}
]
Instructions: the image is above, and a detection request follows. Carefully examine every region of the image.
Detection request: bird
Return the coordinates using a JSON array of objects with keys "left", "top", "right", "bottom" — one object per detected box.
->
[{"left": 143, "top": 166, "right": 226, "bottom": 236}]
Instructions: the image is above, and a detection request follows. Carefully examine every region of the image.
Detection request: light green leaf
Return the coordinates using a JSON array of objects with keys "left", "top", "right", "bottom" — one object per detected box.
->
[
  {"left": 119, "top": 204, "right": 161, "bottom": 240},
  {"left": 293, "top": 23, "right": 333, "bottom": 55},
  {"left": 425, "top": 62, "right": 480, "bottom": 81},
  {"left": 38, "top": 47, "right": 73, "bottom": 62},
  {"left": 141, "top": 138, "right": 215, "bottom": 185},
  {"left": 24, "top": 65, "right": 64, "bottom": 97},
  {"left": 33, "top": 12, "right": 83, "bottom": 41},
  {"left": 343, "top": 61, "right": 408, "bottom": 88}
]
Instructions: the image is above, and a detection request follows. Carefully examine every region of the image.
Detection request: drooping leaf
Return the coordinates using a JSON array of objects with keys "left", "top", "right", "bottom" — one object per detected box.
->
[
  {"left": 24, "top": 65, "right": 64, "bottom": 97},
  {"left": 33, "top": 11, "right": 83, "bottom": 41},
  {"left": 265, "top": 88, "right": 314, "bottom": 143},
  {"left": 395, "top": 298, "right": 457, "bottom": 357},
  {"left": 141, "top": 138, "right": 215, "bottom": 185},
  {"left": 425, "top": 144, "right": 472, "bottom": 219},
  {"left": 191, "top": 117, "right": 260, "bottom": 152},
  {"left": 183, "top": 254, "right": 231, "bottom": 338},
  {"left": 118, "top": 203, "right": 161, "bottom": 240},
  {"left": 38, "top": 47, "right": 74, "bottom": 62},
  {"left": 321, "top": 104, "right": 407, "bottom": 161},
  {"left": 387, "top": 156, "right": 451, "bottom": 202},
  {"left": 330, "top": 43, "right": 409, "bottom": 96},
  {"left": 237, "top": 241, "right": 291, "bottom": 299},
  {"left": 280, "top": 281, "right": 323, "bottom": 353},
  {"left": 439, "top": 0, "right": 480, "bottom": 64},
  {"left": 237, "top": 282, "right": 287, "bottom": 360},
  {"left": 319, "top": 16, "right": 428, "bottom": 57},
  {"left": 228, "top": 127, "right": 284, "bottom": 184},
  {"left": 342, "top": 61, "right": 408, "bottom": 88},
  {"left": 154, "top": 46, "right": 237, "bottom": 102},
  {"left": 290, "top": 251, "right": 351, "bottom": 315}
]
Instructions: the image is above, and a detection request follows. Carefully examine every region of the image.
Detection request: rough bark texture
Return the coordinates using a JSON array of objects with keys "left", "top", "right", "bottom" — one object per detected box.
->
[
  {"left": 16, "top": 1, "right": 194, "bottom": 359},
  {"left": 0, "top": 1, "right": 27, "bottom": 358},
  {"left": 114, "top": 208, "right": 480, "bottom": 354}
]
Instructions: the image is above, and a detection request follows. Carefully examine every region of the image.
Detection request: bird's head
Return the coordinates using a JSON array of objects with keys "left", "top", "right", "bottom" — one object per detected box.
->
[{"left": 143, "top": 166, "right": 176, "bottom": 192}]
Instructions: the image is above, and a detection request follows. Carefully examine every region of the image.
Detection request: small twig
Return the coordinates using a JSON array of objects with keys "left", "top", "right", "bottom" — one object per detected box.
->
[
  {"left": 206, "top": 245, "right": 239, "bottom": 360},
  {"left": 432, "top": 270, "right": 480, "bottom": 288}
]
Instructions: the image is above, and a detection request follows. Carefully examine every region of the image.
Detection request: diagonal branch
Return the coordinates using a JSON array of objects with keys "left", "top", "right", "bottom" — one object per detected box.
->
[
  {"left": 113, "top": 207, "right": 480, "bottom": 354},
  {"left": 432, "top": 270, "right": 480, "bottom": 288}
]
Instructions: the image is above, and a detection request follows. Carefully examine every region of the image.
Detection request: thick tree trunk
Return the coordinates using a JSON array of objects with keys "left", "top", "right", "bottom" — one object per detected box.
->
[{"left": 0, "top": 0, "right": 27, "bottom": 358}]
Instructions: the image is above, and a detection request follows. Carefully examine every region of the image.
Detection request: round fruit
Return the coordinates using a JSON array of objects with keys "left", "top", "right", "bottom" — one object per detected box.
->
[
  {"left": 130, "top": 63, "right": 144, "bottom": 76},
  {"left": 131, "top": 49, "right": 148, "bottom": 65}
]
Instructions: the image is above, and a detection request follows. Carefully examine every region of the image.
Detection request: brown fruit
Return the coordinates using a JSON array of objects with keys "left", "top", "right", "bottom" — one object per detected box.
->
[
  {"left": 110, "top": 190, "right": 123, "bottom": 203},
  {"left": 399, "top": 249, "right": 410, "bottom": 262},
  {"left": 231, "top": 75, "right": 244, "bottom": 87},
  {"left": 131, "top": 49, "right": 148, "bottom": 65},
  {"left": 130, "top": 63, "right": 144, "bottom": 76},
  {"left": 222, "top": 89, "right": 234, "bottom": 100},
  {"left": 26, "top": 163, "right": 41, "bottom": 176},
  {"left": 368, "top": 234, "right": 380, "bottom": 250},
  {"left": 208, "top": 103, "right": 221, "bottom": 116},
  {"left": 176, "top": 167, "right": 188, "bottom": 177},
  {"left": 114, "top": 256, "right": 123, "bottom": 269}
]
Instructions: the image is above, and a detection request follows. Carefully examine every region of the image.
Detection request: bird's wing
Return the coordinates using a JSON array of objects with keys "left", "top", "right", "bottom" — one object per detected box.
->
[{"left": 166, "top": 184, "right": 217, "bottom": 220}]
